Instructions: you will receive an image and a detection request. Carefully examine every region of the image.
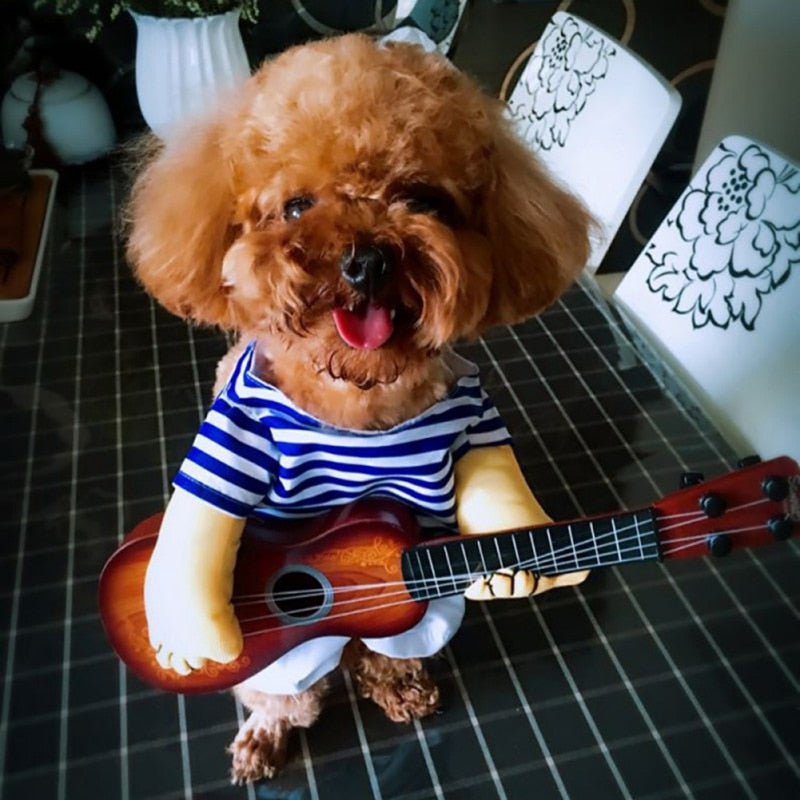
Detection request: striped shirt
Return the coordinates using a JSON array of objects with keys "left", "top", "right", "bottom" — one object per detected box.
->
[{"left": 174, "top": 342, "right": 511, "bottom": 533}]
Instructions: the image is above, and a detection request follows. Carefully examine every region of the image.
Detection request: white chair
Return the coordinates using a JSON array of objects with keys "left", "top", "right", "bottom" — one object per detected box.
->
[
  {"left": 614, "top": 134, "right": 800, "bottom": 461},
  {"left": 506, "top": 12, "right": 682, "bottom": 271},
  {"left": 392, "top": 0, "right": 469, "bottom": 55}
]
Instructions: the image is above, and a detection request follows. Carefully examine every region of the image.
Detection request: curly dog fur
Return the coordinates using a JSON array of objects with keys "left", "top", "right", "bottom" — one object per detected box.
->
[{"left": 126, "top": 33, "right": 590, "bottom": 783}]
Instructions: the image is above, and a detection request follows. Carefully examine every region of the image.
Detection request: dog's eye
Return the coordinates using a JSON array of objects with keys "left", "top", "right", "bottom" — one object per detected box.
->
[
  {"left": 399, "top": 186, "right": 457, "bottom": 221},
  {"left": 283, "top": 196, "right": 315, "bottom": 221},
  {"left": 406, "top": 197, "right": 442, "bottom": 215}
]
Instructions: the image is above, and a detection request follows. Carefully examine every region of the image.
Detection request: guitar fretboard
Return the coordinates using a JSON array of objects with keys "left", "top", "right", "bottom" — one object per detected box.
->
[{"left": 401, "top": 509, "right": 659, "bottom": 602}]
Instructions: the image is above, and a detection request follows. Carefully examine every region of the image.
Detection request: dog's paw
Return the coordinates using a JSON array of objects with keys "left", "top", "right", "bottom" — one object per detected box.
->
[
  {"left": 228, "top": 714, "right": 289, "bottom": 784},
  {"left": 381, "top": 671, "right": 441, "bottom": 723},
  {"left": 353, "top": 653, "right": 441, "bottom": 723}
]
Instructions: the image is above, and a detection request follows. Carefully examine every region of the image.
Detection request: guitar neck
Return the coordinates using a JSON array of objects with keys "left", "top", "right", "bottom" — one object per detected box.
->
[{"left": 401, "top": 508, "right": 660, "bottom": 602}]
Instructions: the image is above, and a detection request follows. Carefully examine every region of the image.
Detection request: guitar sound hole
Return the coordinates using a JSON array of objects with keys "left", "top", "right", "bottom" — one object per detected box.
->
[
  {"left": 272, "top": 572, "right": 325, "bottom": 617},
  {"left": 266, "top": 566, "right": 333, "bottom": 625}
]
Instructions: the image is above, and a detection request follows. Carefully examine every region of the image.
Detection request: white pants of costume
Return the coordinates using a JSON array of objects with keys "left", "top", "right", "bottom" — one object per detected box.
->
[{"left": 239, "top": 595, "right": 465, "bottom": 695}]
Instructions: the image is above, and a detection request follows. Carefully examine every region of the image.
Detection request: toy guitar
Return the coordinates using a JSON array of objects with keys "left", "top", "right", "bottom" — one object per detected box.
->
[{"left": 99, "top": 455, "right": 798, "bottom": 693}]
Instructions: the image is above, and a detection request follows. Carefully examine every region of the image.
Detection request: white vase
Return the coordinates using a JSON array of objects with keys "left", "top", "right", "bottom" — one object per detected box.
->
[{"left": 130, "top": 8, "right": 251, "bottom": 140}]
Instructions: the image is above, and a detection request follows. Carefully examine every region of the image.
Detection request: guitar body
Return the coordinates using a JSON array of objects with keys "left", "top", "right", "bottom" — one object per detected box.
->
[{"left": 99, "top": 498, "right": 427, "bottom": 693}]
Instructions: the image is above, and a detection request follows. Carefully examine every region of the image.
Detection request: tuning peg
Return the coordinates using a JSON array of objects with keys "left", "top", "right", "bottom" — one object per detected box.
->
[
  {"left": 767, "top": 515, "right": 794, "bottom": 541},
  {"left": 706, "top": 532, "right": 732, "bottom": 557},
  {"left": 762, "top": 476, "right": 789, "bottom": 502},
  {"left": 700, "top": 492, "right": 726, "bottom": 517},
  {"left": 680, "top": 471, "right": 705, "bottom": 488},
  {"left": 737, "top": 455, "right": 761, "bottom": 468}
]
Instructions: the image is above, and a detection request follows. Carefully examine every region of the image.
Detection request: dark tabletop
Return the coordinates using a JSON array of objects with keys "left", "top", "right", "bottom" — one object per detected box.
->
[{"left": 0, "top": 160, "right": 798, "bottom": 800}]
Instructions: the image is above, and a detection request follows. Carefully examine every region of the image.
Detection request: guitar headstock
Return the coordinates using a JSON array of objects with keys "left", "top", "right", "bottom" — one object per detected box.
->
[{"left": 653, "top": 455, "right": 799, "bottom": 560}]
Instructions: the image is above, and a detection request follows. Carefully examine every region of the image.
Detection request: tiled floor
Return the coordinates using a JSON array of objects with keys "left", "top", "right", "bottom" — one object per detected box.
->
[
  {"left": 1, "top": 160, "right": 798, "bottom": 799},
  {"left": 2, "top": 2, "right": 800, "bottom": 799}
]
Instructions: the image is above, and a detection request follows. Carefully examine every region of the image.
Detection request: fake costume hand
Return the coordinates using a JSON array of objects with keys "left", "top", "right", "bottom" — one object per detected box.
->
[
  {"left": 144, "top": 487, "right": 245, "bottom": 675},
  {"left": 454, "top": 445, "right": 589, "bottom": 600}
]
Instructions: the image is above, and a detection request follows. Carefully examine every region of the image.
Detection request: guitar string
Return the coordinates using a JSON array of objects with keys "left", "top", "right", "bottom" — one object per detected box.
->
[
  {"left": 229, "top": 494, "right": 775, "bottom": 605},
  {"left": 234, "top": 522, "right": 775, "bottom": 634},
  {"left": 232, "top": 536, "right": 662, "bottom": 623},
  {"left": 229, "top": 512, "right": 668, "bottom": 603},
  {"left": 235, "top": 531, "right": 725, "bottom": 630},
  {"left": 657, "top": 497, "right": 769, "bottom": 533},
  {"left": 230, "top": 520, "right": 656, "bottom": 604},
  {"left": 239, "top": 550, "right": 656, "bottom": 636},
  {"left": 658, "top": 523, "right": 777, "bottom": 556},
  {"left": 230, "top": 512, "right": 781, "bottom": 608}
]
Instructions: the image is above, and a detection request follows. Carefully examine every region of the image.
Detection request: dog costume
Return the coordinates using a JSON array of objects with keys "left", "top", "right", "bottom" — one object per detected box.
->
[{"left": 171, "top": 342, "right": 512, "bottom": 693}]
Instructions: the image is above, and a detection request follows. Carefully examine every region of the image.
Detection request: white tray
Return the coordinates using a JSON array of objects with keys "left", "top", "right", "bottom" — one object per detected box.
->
[{"left": 0, "top": 168, "right": 59, "bottom": 322}]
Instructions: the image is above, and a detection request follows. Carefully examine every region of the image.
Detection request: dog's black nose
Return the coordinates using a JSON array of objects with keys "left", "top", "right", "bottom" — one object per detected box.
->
[{"left": 340, "top": 244, "right": 392, "bottom": 296}]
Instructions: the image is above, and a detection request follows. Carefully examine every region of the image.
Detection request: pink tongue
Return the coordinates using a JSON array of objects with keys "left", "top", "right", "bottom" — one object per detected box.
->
[{"left": 332, "top": 304, "right": 394, "bottom": 350}]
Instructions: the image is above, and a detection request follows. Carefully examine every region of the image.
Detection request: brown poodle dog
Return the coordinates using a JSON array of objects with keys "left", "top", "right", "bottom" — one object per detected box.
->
[{"left": 126, "top": 33, "right": 590, "bottom": 784}]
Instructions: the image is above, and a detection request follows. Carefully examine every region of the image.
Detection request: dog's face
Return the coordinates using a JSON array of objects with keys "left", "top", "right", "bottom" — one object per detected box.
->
[{"left": 127, "top": 35, "right": 590, "bottom": 390}]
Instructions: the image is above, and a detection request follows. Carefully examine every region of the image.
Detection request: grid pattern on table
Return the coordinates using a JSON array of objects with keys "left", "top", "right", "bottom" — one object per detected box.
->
[{"left": 0, "top": 162, "right": 798, "bottom": 800}]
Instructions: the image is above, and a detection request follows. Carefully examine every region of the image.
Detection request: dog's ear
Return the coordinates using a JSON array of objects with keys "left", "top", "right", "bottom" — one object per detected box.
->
[
  {"left": 125, "top": 123, "right": 237, "bottom": 327},
  {"left": 478, "top": 121, "right": 592, "bottom": 330}
]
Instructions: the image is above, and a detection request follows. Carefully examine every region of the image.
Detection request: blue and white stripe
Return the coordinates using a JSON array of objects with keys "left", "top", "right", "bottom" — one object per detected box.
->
[{"left": 173, "top": 342, "right": 511, "bottom": 533}]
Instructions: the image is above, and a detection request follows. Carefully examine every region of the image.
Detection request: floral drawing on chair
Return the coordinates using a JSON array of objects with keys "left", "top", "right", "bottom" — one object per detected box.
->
[
  {"left": 646, "top": 142, "right": 800, "bottom": 331},
  {"left": 509, "top": 15, "right": 616, "bottom": 151},
  {"left": 403, "top": 0, "right": 462, "bottom": 44}
]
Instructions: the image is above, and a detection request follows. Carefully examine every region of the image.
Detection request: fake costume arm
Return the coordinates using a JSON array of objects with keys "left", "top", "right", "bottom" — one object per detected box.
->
[
  {"left": 144, "top": 486, "right": 245, "bottom": 675},
  {"left": 454, "top": 444, "right": 588, "bottom": 600}
]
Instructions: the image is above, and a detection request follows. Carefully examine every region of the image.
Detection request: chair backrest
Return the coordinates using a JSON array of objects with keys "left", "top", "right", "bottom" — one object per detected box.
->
[
  {"left": 613, "top": 134, "right": 800, "bottom": 461},
  {"left": 507, "top": 12, "right": 681, "bottom": 270},
  {"left": 393, "top": 0, "right": 469, "bottom": 55}
]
